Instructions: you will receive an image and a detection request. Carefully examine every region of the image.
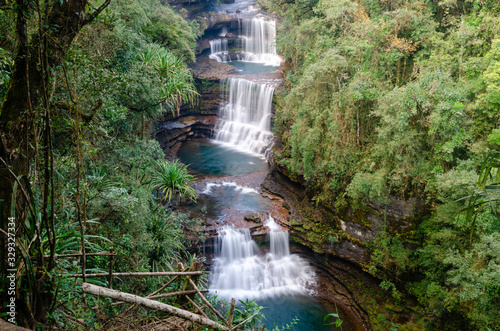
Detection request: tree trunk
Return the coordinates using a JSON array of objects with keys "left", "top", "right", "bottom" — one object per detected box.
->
[
  {"left": 0, "top": 0, "right": 111, "bottom": 326},
  {"left": 1, "top": 0, "right": 111, "bottom": 227}
]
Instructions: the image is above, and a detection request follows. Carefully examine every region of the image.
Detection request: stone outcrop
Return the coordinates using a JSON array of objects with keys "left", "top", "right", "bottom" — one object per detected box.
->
[
  {"left": 262, "top": 163, "right": 425, "bottom": 266},
  {"left": 166, "top": 0, "right": 232, "bottom": 53},
  {"left": 155, "top": 59, "right": 236, "bottom": 158}
]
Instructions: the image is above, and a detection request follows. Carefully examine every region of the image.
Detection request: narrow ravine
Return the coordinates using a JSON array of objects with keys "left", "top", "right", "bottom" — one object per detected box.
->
[{"left": 167, "top": 0, "right": 358, "bottom": 330}]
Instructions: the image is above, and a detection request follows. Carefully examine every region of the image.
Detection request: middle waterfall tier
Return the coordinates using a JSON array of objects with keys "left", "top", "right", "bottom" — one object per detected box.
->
[{"left": 214, "top": 78, "right": 274, "bottom": 156}]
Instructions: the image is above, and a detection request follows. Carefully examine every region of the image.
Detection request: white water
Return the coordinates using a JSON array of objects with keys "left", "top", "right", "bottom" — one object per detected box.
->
[
  {"left": 201, "top": 182, "right": 259, "bottom": 195},
  {"left": 219, "top": 26, "right": 229, "bottom": 37},
  {"left": 209, "top": 39, "right": 231, "bottom": 63},
  {"left": 215, "top": 78, "right": 274, "bottom": 156},
  {"left": 209, "top": 217, "right": 315, "bottom": 300},
  {"left": 237, "top": 18, "right": 281, "bottom": 66},
  {"left": 208, "top": 17, "right": 281, "bottom": 66}
]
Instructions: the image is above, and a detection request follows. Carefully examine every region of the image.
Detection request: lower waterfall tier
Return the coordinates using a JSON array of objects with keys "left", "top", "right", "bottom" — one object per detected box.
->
[{"left": 209, "top": 218, "right": 316, "bottom": 300}]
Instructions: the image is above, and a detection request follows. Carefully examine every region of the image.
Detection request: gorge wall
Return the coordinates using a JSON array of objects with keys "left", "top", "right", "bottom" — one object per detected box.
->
[
  {"left": 262, "top": 164, "right": 426, "bottom": 266},
  {"left": 156, "top": 1, "right": 427, "bottom": 329}
]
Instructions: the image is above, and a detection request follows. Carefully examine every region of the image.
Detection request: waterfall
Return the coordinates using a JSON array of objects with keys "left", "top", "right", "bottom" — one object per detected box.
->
[
  {"left": 266, "top": 217, "right": 290, "bottom": 257},
  {"left": 209, "top": 217, "right": 315, "bottom": 300},
  {"left": 215, "top": 78, "right": 274, "bottom": 156},
  {"left": 219, "top": 26, "right": 228, "bottom": 37},
  {"left": 238, "top": 18, "right": 281, "bottom": 66},
  {"left": 208, "top": 17, "right": 281, "bottom": 66},
  {"left": 209, "top": 39, "right": 231, "bottom": 63}
]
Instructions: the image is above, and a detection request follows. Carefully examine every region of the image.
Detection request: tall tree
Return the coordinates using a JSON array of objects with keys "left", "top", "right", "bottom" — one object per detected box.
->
[{"left": 0, "top": 0, "right": 110, "bottom": 326}]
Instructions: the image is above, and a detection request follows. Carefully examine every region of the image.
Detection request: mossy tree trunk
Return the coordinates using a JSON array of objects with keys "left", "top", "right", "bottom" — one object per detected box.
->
[{"left": 0, "top": 0, "right": 110, "bottom": 327}]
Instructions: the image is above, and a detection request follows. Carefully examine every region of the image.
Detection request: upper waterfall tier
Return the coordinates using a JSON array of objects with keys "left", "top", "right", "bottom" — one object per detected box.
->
[
  {"left": 237, "top": 17, "right": 281, "bottom": 66},
  {"left": 215, "top": 78, "right": 274, "bottom": 156},
  {"left": 207, "top": 17, "right": 281, "bottom": 67},
  {"left": 209, "top": 217, "right": 316, "bottom": 300}
]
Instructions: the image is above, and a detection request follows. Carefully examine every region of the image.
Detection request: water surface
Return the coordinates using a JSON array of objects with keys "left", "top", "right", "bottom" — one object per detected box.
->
[
  {"left": 187, "top": 182, "right": 270, "bottom": 219},
  {"left": 257, "top": 295, "right": 334, "bottom": 331},
  {"left": 228, "top": 60, "right": 279, "bottom": 74},
  {"left": 177, "top": 139, "right": 268, "bottom": 176}
]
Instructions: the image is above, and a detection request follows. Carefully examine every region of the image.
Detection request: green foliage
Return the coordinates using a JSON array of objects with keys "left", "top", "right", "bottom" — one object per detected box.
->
[
  {"left": 368, "top": 231, "right": 413, "bottom": 280},
  {"left": 324, "top": 305, "right": 343, "bottom": 328},
  {"left": 142, "top": 5, "right": 197, "bottom": 62},
  {"left": 0, "top": 0, "right": 203, "bottom": 326},
  {"left": 269, "top": 2, "right": 500, "bottom": 328},
  {"left": 368, "top": 150, "right": 500, "bottom": 329},
  {"left": 371, "top": 70, "right": 469, "bottom": 194},
  {"left": 232, "top": 298, "right": 267, "bottom": 327},
  {"left": 346, "top": 170, "right": 387, "bottom": 204},
  {"left": 136, "top": 46, "right": 198, "bottom": 116},
  {"left": 432, "top": 168, "right": 478, "bottom": 203},
  {"left": 151, "top": 159, "right": 197, "bottom": 205},
  {"left": 0, "top": 47, "right": 12, "bottom": 105},
  {"left": 460, "top": 151, "right": 500, "bottom": 241},
  {"left": 271, "top": 0, "right": 500, "bottom": 204},
  {"left": 473, "top": 38, "right": 500, "bottom": 134}
]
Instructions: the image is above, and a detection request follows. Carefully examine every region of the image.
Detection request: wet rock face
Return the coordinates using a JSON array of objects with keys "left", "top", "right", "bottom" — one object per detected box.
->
[
  {"left": 244, "top": 213, "right": 262, "bottom": 223},
  {"left": 155, "top": 61, "right": 235, "bottom": 158},
  {"left": 155, "top": 115, "right": 218, "bottom": 159},
  {"left": 262, "top": 167, "right": 424, "bottom": 267},
  {"left": 166, "top": 0, "right": 232, "bottom": 41},
  {"left": 295, "top": 247, "right": 376, "bottom": 331}
]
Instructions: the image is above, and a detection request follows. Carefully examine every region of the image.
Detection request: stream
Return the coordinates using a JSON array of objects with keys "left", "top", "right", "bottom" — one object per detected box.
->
[{"left": 174, "top": 0, "right": 354, "bottom": 329}]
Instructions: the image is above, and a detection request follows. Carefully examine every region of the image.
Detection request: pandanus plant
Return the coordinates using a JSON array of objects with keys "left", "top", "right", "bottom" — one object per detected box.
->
[
  {"left": 460, "top": 151, "right": 500, "bottom": 243},
  {"left": 155, "top": 49, "right": 183, "bottom": 77},
  {"left": 139, "top": 46, "right": 198, "bottom": 116},
  {"left": 161, "top": 69, "right": 198, "bottom": 116},
  {"left": 151, "top": 159, "right": 197, "bottom": 207},
  {"left": 138, "top": 46, "right": 159, "bottom": 66}
]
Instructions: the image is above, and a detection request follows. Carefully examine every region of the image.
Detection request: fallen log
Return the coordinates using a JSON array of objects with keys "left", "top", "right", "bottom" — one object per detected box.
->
[
  {"left": 111, "top": 289, "right": 209, "bottom": 306},
  {"left": 82, "top": 283, "right": 230, "bottom": 331},
  {"left": 68, "top": 271, "right": 203, "bottom": 278},
  {"left": 186, "top": 276, "right": 230, "bottom": 325},
  {"left": 119, "top": 264, "right": 187, "bottom": 314}
]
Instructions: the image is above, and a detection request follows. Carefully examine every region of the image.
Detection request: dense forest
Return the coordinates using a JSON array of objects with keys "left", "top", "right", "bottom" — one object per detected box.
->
[
  {"left": 0, "top": 0, "right": 205, "bottom": 328},
  {"left": 0, "top": 0, "right": 499, "bottom": 329},
  {"left": 257, "top": 0, "right": 500, "bottom": 328}
]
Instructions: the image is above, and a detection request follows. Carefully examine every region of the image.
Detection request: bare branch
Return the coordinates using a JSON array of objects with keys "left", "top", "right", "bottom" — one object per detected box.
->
[
  {"left": 82, "top": 283, "right": 230, "bottom": 331},
  {"left": 84, "top": 0, "right": 111, "bottom": 25}
]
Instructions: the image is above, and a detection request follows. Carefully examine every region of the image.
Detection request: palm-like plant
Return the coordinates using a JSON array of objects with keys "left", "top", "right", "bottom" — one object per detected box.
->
[
  {"left": 161, "top": 68, "right": 198, "bottom": 116},
  {"left": 155, "top": 49, "right": 183, "bottom": 77},
  {"left": 138, "top": 46, "right": 159, "bottom": 66},
  {"left": 151, "top": 159, "right": 197, "bottom": 206},
  {"left": 460, "top": 151, "right": 500, "bottom": 243},
  {"left": 147, "top": 47, "right": 198, "bottom": 116}
]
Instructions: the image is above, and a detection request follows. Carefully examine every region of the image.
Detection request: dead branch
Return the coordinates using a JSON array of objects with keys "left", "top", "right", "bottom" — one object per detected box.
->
[
  {"left": 185, "top": 295, "right": 209, "bottom": 319},
  {"left": 186, "top": 276, "right": 229, "bottom": 325},
  {"left": 120, "top": 264, "right": 187, "bottom": 314},
  {"left": 112, "top": 289, "right": 208, "bottom": 306},
  {"left": 228, "top": 298, "right": 236, "bottom": 327},
  {"left": 82, "top": 283, "right": 230, "bottom": 331},
  {"left": 68, "top": 271, "right": 203, "bottom": 278}
]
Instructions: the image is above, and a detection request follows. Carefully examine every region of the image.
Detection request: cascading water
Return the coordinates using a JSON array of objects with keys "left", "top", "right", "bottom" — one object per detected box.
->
[
  {"left": 209, "top": 39, "right": 231, "bottom": 62},
  {"left": 214, "top": 78, "right": 274, "bottom": 156},
  {"left": 238, "top": 17, "right": 281, "bottom": 66},
  {"left": 209, "top": 217, "right": 315, "bottom": 300},
  {"left": 207, "top": 17, "right": 281, "bottom": 66},
  {"left": 219, "top": 26, "right": 228, "bottom": 37}
]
